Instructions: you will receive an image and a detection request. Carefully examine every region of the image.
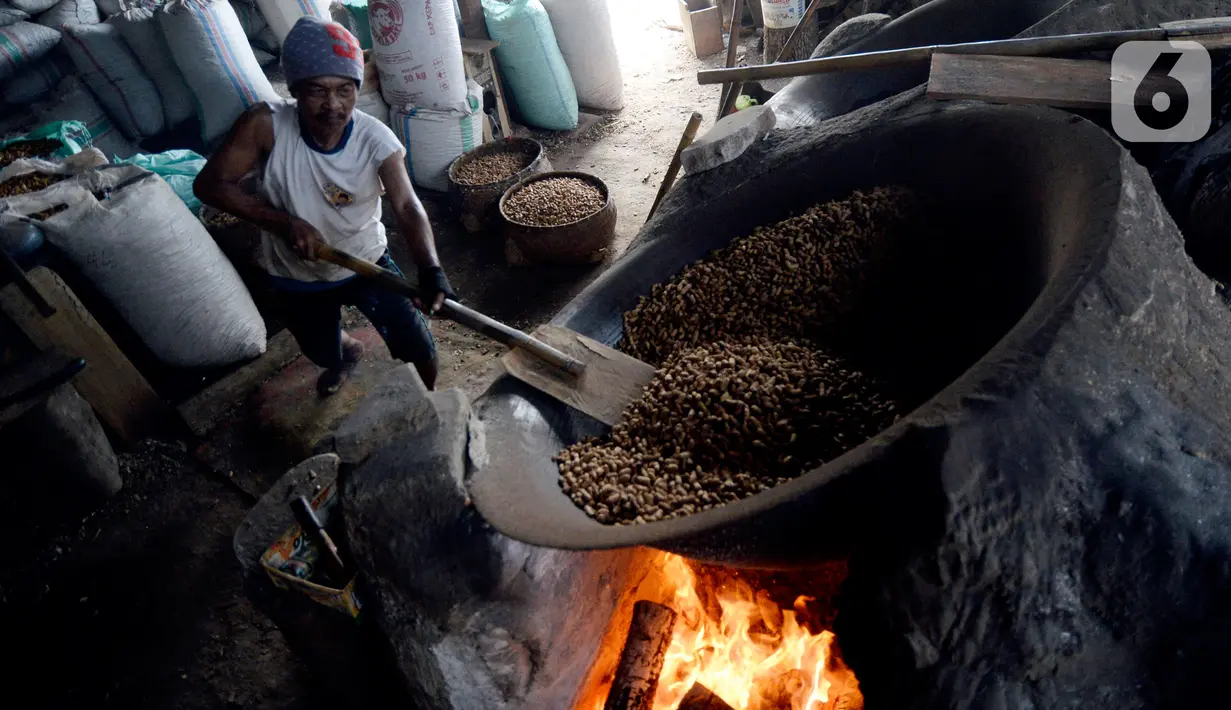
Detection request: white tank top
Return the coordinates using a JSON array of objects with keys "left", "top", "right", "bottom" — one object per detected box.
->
[{"left": 258, "top": 99, "right": 405, "bottom": 283}]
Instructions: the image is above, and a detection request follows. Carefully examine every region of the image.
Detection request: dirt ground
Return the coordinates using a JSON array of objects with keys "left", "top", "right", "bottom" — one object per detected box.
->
[{"left": 0, "top": 3, "right": 757, "bottom": 708}]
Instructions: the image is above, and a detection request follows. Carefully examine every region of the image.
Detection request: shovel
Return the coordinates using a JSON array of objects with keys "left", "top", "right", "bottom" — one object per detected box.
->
[{"left": 315, "top": 244, "right": 656, "bottom": 426}]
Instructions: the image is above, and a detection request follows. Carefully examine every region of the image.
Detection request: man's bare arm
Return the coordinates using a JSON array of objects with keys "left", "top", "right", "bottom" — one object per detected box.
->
[
  {"left": 194, "top": 105, "right": 324, "bottom": 259},
  {"left": 379, "top": 151, "right": 452, "bottom": 312},
  {"left": 379, "top": 151, "right": 440, "bottom": 268}
]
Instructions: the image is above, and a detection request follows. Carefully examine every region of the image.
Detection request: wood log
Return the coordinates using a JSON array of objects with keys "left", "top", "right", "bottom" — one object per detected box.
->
[
  {"left": 764, "top": 3, "right": 819, "bottom": 64},
  {"left": 603, "top": 600, "right": 678, "bottom": 710},
  {"left": 773, "top": 0, "right": 837, "bottom": 63},
  {"left": 678, "top": 683, "right": 736, "bottom": 710}
]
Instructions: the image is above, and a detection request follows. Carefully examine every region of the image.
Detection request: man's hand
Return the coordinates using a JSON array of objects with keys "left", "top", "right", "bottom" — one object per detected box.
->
[
  {"left": 416, "top": 266, "right": 456, "bottom": 315},
  {"left": 286, "top": 218, "right": 327, "bottom": 261}
]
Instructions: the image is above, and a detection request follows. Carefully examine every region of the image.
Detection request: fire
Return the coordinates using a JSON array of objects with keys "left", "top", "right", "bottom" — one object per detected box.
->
[{"left": 651, "top": 554, "right": 860, "bottom": 710}]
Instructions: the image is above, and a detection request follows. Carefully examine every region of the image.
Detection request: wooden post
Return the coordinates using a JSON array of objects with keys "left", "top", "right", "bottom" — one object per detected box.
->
[
  {"left": 647, "top": 111, "right": 704, "bottom": 223},
  {"left": 763, "top": 1, "right": 819, "bottom": 63},
  {"left": 456, "top": 0, "right": 489, "bottom": 39},
  {"left": 603, "top": 601, "right": 678, "bottom": 710},
  {"left": 679, "top": 683, "right": 736, "bottom": 710},
  {"left": 717, "top": 0, "right": 745, "bottom": 118},
  {"left": 773, "top": 0, "right": 835, "bottom": 63}
]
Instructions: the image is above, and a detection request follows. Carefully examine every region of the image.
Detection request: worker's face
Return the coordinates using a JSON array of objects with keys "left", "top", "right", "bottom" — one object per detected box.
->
[{"left": 294, "top": 76, "right": 358, "bottom": 133}]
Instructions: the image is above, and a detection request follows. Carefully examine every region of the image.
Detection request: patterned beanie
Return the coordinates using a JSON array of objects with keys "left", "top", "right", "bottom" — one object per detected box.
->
[{"left": 282, "top": 16, "right": 364, "bottom": 89}]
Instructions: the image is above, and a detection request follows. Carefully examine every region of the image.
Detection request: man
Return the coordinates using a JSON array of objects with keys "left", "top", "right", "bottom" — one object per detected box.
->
[{"left": 195, "top": 16, "right": 453, "bottom": 396}]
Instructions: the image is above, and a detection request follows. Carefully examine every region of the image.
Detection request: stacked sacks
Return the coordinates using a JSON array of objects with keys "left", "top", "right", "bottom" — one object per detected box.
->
[
  {"left": 36, "top": 0, "right": 99, "bottom": 25},
  {"left": 255, "top": 0, "right": 329, "bottom": 48},
  {"left": 34, "top": 76, "right": 138, "bottom": 157},
  {"left": 160, "top": 0, "right": 278, "bottom": 146},
  {"left": 392, "top": 79, "right": 484, "bottom": 193},
  {"left": 0, "top": 22, "right": 62, "bottom": 84},
  {"left": 0, "top": 51, "right": 72, "bottom": 106},
  {"left": 0, "top": 163, "right": 268, "bottom": 366},
  {"left": 108, "top": 2, "right": 197, "bottom": 129},
  {"left": 61, "top": 22, "right": 166, "bottom": 140}
]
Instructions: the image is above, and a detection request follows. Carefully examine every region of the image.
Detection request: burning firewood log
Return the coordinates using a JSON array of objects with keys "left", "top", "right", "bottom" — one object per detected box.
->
[
  {"left": 678, "top": 682, "right": 736, "bottom": 710},
  {"left": 603, "top": 600, "right": 678, "bottom": 710}
]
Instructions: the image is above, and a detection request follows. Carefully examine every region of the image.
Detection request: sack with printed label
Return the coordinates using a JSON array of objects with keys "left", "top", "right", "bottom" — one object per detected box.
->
[
  {"left": 160, "top": 0, "right": 278, "bottom": 145},
  {"left": 392, "top": 79, "right": 482, "bottom": 193},
  {"left": 369, "top": 0, "right": 466, "bottom": 111}
]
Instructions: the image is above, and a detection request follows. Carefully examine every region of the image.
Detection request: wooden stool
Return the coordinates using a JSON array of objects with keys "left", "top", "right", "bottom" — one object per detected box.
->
[{"left": 461, "top": 38, "right": 514, "bottom": 140}]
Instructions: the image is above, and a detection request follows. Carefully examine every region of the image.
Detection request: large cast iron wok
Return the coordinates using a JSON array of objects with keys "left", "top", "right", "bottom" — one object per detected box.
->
[{"left": 470, "top": 102, "right": 1127, "bottom": 568}]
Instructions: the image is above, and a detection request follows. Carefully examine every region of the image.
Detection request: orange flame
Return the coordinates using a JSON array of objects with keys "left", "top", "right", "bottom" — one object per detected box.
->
[{"left": 650, "top": 554, "right": 860, "bottom": 710}]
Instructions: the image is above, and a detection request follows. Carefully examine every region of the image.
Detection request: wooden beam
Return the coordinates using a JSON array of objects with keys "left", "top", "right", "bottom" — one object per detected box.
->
[
  {"left": 176, "top": 329, "right": 302, "bottom": 437},
  {"left": 0, "top": 267, "right": 170, "bottom": 443},
  {"left": 927, "top": 53, "right": 1174, "bottom": 110},
  {"left": 457, "top": 0, "right": 488, "bottom": 40}
]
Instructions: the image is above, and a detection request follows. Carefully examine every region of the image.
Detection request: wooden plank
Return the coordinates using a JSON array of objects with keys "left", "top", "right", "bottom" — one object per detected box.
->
[
  {"left": 487, "top": 50, "right": 514, "bottom": 138},
  {"left": 0, "top": 267, "right": 170, "bottom": 443},
  {"left": 176, "top": 329, "right": 302, "bottom": 437},
  {"left": 461, "top": 37, "right": 500, "bottom": 54},
  {"left": 927, "top": 53, "right": 1173, "bottom": 110},
  {"left": 680, "top": 1, "right": 725, "bottom": 58}
]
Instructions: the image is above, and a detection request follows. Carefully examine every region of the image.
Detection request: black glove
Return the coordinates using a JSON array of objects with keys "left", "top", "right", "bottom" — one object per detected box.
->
[{"left": 417, "top": 265, "right": 456, "bottom": 313}]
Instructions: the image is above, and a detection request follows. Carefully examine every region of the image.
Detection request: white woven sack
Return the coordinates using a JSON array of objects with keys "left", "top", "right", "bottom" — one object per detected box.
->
[
  {"left": 0, "top": 164, "right": 268, "bottom": 367},
  {"left": 160, "top": 0, "right": 277, "bottom": 145},
  {"left": 0, "top": 21, "right": 60, "bottom": 82},
  {"left": 0, "top": 51, "right": 72, "bottom": 105},
  {"left": 369, "top": 0, "right": 466, "bottom": 111},
  {"left": 229, "top": 0, "right": 264, "bottom": 36},
  {"left": 0, "top": 4, "right": 30, "bottom": 26},
  {"left": 61, "top": 22, "right": 166, "bottom": 139},
  {"left": 539, "top": 0, "right": 623, "bottom": 111},
  {"left": 7, "top": 0, "right": 57, "bottom": 14},
  {"left": 108, "top": 7, "right": 197, "bottom": 127},
  {"left": 355, "top": 87, "right": 389, "bottom": 127},
  {"left": 254, "top": 0, "right": 328, "bottom": 49},
  {"left": 391, "top": 79, "right": 482, "bottom": 193},
  {"left": 35, "top": 0, "right": 99, "bottom": 26},
  {"left": 34, "top": 76, "right": 138, "bottom": 158}
]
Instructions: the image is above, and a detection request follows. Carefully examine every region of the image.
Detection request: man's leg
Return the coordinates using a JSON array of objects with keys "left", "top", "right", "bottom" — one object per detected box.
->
[
  {"left": 280, "top": 289, "right": 357, "bottom": 396},
  {"left": 346, "top": 255, "right": 439, "bottom": 389}
]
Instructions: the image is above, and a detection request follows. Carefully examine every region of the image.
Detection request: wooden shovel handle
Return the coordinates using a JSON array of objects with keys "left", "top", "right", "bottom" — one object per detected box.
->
[{"left": 315, "top": 244, "right": 586, "bottom": 376}]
